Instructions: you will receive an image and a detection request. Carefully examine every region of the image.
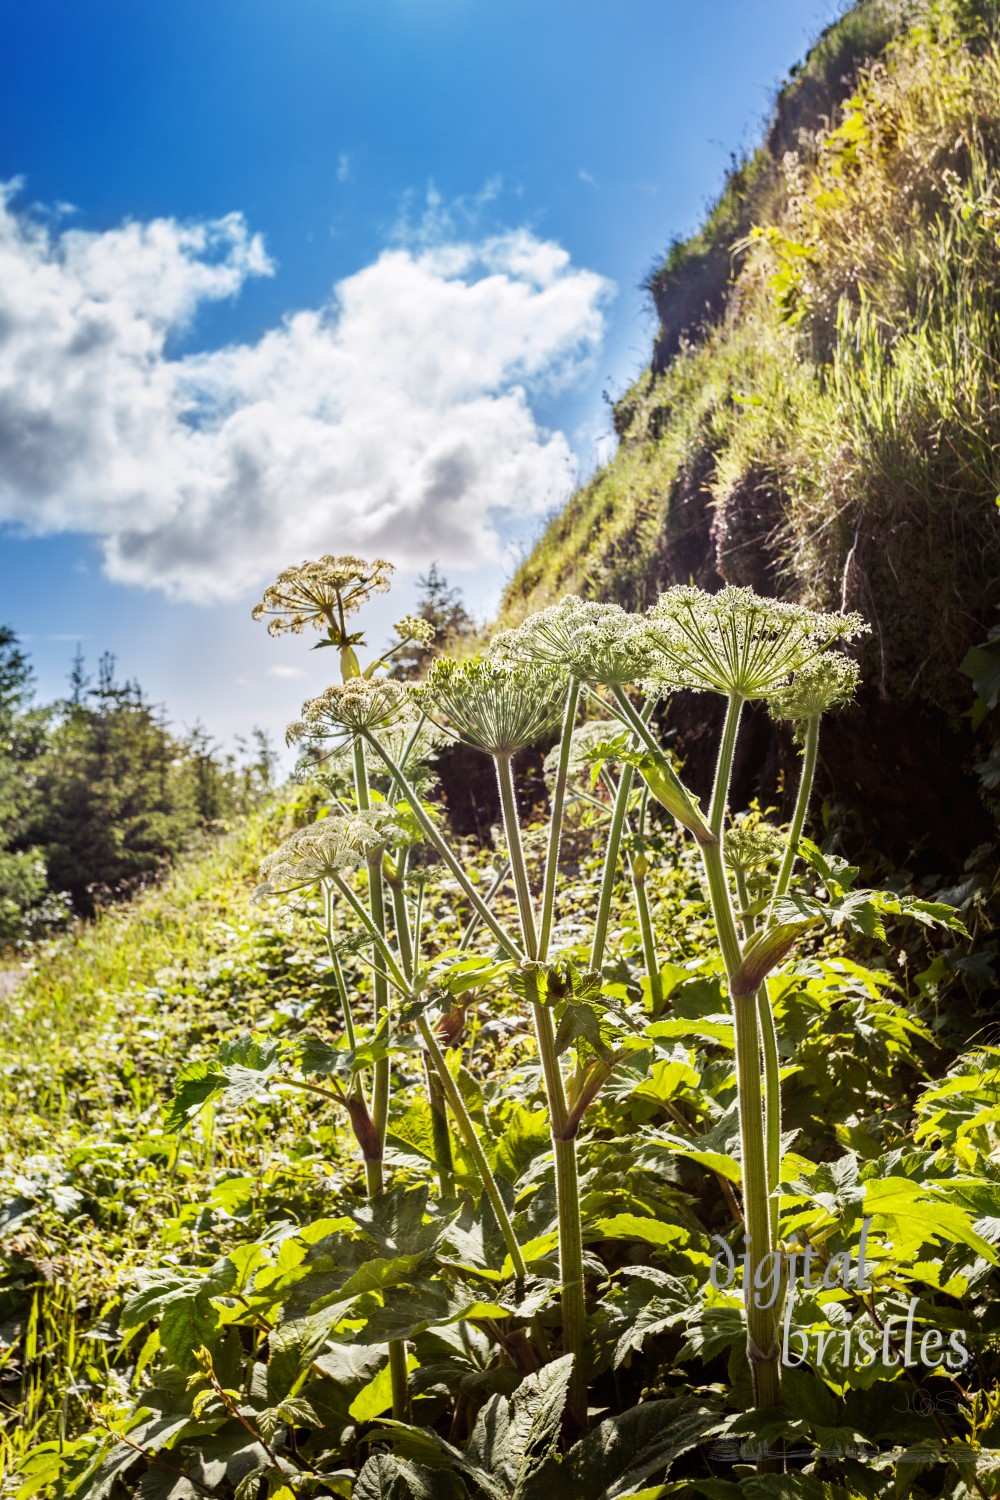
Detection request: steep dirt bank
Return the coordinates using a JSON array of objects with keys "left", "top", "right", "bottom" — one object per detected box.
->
[{"left": 495, "top": 0, "right": 1000, "bottom": 885}]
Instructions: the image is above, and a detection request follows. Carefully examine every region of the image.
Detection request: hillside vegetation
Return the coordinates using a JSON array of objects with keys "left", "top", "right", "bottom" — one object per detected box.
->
[
  {"left": 501, "top": 0, "right": 1000, "bottom": 870},
  {"left": 5, "top": 717, "right": 998, "bottom": 1496}
]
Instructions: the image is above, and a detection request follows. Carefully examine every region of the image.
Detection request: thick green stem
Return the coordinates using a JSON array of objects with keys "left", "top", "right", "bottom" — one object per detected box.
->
[
  {"left": 553, "top": 1131, "right": 585, "bottom": 1409},
  {"left": 708, "top": 695, "right": 742, "bottom": 843},
  {"left": 758, "top": 991, "right": 781, "bottom": 1250},
  {"left": 364, "top": 1157, "right": 384, "bottom": 1197},
  {"left": 591, "top": 697, "right": 657, "bottom": 972},
  {"left": 625, "top": 786, "right": 662, "bottom": 1008},
  {"left": 531, "top": 984, "right": 587, "bottom": 1427},
  {"left": 700, "top": 695, "right": 780, "bottom": 1414},
  {"left": 732, "top": 989, "right": 781, "bottom": 1410},
  {"left": 387, "top": 1341, "right": 409, "bottom": 1424},
  {"left": 769, "top": 714, "right": 820, "bottom": 922},
  {"left": 734, "top": 866, "right": 755, "bottom": 943},
  {"left": 629, "top": 860, "right": 659, "bottom": 1008},
  {"left": 366, "top": 734, "right": 524, "bottom": 959},
  {"left": 323, "top": 882, "right": 357, "bottom": 1051},
  {"left": 760, "top": 712, "right": 821, "bottom": 1246},
  {"left": 607, "top": 684, "right": 660, "bottom": 756},
  {"left": 352, "top": 739, "right": 390, "bottom": 1148},
  {"left": 494, "top": 752, "right": 538, "bottom": 957},
  {"left": 591, "top": 761, "right": 635, "bottom": 972},
  {"left": 391, "top": 879, "right": 456, "bottom": 1198},
  {"left": 418, "top": 1016, "right": 525, "bottom": 1276},
  {"left": 539, "top": 680, "right": 580, "bottom": 960},
  {"left": 350, "top": 735, "right": 406, "bottom": 1421},
  {"left": 494, "top": 752, "right": 586, "bottom": 1426},
  {"left": 388, "top": 880, "right": 412, "bottom": 976}
]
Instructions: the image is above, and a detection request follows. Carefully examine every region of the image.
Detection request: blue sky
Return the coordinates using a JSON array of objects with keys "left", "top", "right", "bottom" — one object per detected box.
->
[{"left": 0, "top": 0, "right": 846, "bottom": 751}]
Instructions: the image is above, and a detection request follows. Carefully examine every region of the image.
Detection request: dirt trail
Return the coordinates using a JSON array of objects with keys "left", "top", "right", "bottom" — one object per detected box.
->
[{"left": 0, "top": 969, "right": 23, "bottom": 1001}]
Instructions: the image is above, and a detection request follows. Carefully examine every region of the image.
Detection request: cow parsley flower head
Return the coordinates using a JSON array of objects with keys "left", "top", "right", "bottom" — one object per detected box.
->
[
  {"left": 394, "top": 616, "right": 436, "bottom": 648},
  {"left": 766, "top": 654, "right": 861, "bottom": 723},
  {"left": 724, "top": 819, "right": 785, "bottom": 875},
  {"left": 254, "top": 810, "right": 401, "bottom": 898},
  {"left": 290, "top": 680, "right": 412, "bottom": 742},
  {"left": 252, "top": 556, "right": 394, "bottom": 637},
  {"left": 421, "top": 656, "right": 566, "bottom": 755},
  {"left": 642, "top": 585, "right": 868, "bottom": 699},
  {"left": 491, "top": 596, "right": 651, "bottom": 686}
]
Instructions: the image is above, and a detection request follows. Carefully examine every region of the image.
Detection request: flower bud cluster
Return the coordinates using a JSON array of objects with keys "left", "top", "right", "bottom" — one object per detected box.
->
[
  {"left": 766, "top": 654, "right": 861, "bottom": 723},
  {"left": 255, "top": 808, "right": 402, "bottom": 898},
  {"left": 394, "top": 616, "right": 436, "bottom": 648},
  {"left": 724, "top": 819, "right": 785, "bottom": 875}
]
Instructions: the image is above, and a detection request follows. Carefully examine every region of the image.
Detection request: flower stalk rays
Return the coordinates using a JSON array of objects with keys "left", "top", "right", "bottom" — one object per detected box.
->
[
  {"left": 253, "top": 561, "right": 868, "bottom": 1452},
  {"left": 643, "top": 584, "right": 868, "bottom": 698},
  {"left": 422, "top": 656, "right": 566, "bottom": 756}
]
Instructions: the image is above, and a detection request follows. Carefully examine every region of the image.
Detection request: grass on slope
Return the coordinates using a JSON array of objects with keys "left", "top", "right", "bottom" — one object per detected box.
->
[
  {"left": 502, "top": 0, "right": 1000, "bottom": 721},
  {"left": 0, "top": 795, "right": 360, "bottom": 1479}
]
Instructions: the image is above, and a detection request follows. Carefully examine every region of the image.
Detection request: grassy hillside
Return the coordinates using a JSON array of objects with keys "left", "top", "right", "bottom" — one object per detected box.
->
[{"left": 500, "top": 0, "right": 1000, "bottom": 866}]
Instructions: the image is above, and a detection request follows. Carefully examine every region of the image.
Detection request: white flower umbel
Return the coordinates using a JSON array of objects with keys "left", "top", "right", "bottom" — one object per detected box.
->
[
  {"left": 421, "top": 657, "right": 566, "bottom": 756},
  {"left": 393, "top": 615, "right": 435, "bottom": 648},
  {"left": 291, "top": 680, "right": 412, "bottom": 744},
  {"left": 643, "top": 585, "right": 868, "bottom": 699},
  {"left": 491, "top": 595, "right": 652, "bottom": 686},
  {"left": 767, "top": 653, "right": 860, "bottom": 726},
  {"left": 251, "top": 555, "right": 394, "bottom": 637},
  {"left": 255, "top": 810, "right": 402, "bottom": 899}
]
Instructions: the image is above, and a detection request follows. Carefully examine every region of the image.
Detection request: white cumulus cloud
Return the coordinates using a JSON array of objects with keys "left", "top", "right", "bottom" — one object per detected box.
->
[
  {"left": 266, "top": 663, "right": 308, "bottom": 679},
  {"left": 0, "top": 183, "right": 613, "bottom": 603}
]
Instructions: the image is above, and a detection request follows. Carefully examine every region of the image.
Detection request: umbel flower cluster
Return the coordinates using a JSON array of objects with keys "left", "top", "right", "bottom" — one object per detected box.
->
[
  {"left": 251, "top": 555, "right": 394, "bottom": 637},
  {"left": 420, "top": 656, "right": 567, "bottom": 755},
  {"left": 724, "top": 818, "right": 785, "bottom": 876},
  {"left": 393, "top": 616, "right": 436, "bottom": 649},
  {"left": 287, "top": 680, "right": 413, "bottom": 745},
  {"left": 643, "top": 585, "right": 868, "bottom": 698},
  {"left": 491, "top": 595, "right": 654, "bottom": 686},
  {"left": 254, "top": 809, "right": 402, "bottom": 898},
  {"left": 766, "top": 653, "right": 861, "bottom": 722}
]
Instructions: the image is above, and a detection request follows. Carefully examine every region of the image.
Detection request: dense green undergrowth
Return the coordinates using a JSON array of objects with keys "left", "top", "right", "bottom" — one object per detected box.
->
[{"left": 2, "top": 762, "right": 998, "bottom": 1496}]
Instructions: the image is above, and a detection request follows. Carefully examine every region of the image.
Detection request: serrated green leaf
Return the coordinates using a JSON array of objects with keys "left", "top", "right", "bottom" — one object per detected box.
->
[
  {"left": 647, "top": 1017, "right": 735, "bottom": 1050},
  {"left": 592, "top": 1215, "right": 687, "bottom": 1248},
  {"left": 501, "top": 1354, "right": 574, "bottom": 1496},
  {"left": 494, "top": 1106, "right": 550, "bottom": 1184}
]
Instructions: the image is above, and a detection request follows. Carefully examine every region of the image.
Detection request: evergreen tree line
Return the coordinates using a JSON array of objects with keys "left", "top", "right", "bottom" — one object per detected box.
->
[{"left": 0, "top": 628, "right": 277, "bottom": 943}]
